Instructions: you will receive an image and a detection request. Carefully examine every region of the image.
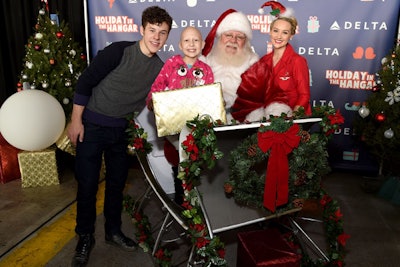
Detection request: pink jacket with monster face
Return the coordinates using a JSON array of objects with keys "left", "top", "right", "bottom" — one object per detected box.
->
[{"left": 146, "top": 54, "right": 214, "bottom": 107}]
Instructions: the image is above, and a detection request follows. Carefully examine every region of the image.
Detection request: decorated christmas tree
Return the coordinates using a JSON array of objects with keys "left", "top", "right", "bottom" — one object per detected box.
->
[
  {"left": 16, "top": 3, "right": 87, "bottom": 118},
  {"left": 353, "top": 44, "right": 400, "bottom": 176}
]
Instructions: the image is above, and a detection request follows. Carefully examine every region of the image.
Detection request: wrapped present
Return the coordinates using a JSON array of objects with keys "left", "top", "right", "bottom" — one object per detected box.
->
[
  {"left": 152, "top": 82, "right": 226, "bottom": 137},
  {"left": 56, "top": 127, "right": 76, "bottom": 156},
  {"left": 0, "top": 133, "right": 21, "bottom": 183},
  {"left": 342, "top": 150, "right": 359, "bottom": 161},
  {"left": 18, "top": 147, "right": 59, "bottom": 188},
  {"left": 237, "top": 228, "right": 301, "bottom": 267},
  {"left": 307, "top": 16, "right": 320, "bottom": 33}
]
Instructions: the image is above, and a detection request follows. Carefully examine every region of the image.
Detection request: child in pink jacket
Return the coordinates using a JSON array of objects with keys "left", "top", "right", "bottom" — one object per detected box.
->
[{"left": 147, "top": 26, "right": 214, "bottom": 204}]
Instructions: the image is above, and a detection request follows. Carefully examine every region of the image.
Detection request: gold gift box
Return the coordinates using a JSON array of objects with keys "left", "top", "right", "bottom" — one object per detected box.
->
[
  {"left": 18, "top": 147, "right": 59, "bottom": 188},
  {"left": 56, "top": 128, "right": 76, "bottom": 156},
  {"left": 152, "top": 82, "right": 227, "bottom": 137}
]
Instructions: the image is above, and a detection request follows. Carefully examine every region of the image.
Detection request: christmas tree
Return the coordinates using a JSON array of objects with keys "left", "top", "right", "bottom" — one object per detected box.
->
[
  {"left": 16, "top": 3, "right": 87, "bottom": 118},
  {"left": 353, "top": 44, "right": 400, "bottom": 176}
]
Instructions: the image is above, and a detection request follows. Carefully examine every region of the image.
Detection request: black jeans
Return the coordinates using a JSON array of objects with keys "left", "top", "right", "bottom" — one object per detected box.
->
[{"left": 74, "top": 122, "right": 129, "bottom": 236}]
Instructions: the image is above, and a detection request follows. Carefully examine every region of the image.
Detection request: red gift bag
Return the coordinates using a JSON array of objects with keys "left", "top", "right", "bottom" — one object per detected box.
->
[
  {"left": 0, "top": 133, "right": 21, "bottom": 183},
  {"left": 237, "top": 228, "right": 301, "bottom": 267}
]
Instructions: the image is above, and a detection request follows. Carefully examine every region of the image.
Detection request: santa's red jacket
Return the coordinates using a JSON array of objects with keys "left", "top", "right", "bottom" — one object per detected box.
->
[{"left": 232, "top": 43, "right": 311, "bottom": 122}]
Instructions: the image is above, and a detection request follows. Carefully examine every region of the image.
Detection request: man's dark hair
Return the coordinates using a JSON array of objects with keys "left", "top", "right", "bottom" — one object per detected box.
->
[{"left": 142, "top": 6, "right": 173, "bottom": 32}]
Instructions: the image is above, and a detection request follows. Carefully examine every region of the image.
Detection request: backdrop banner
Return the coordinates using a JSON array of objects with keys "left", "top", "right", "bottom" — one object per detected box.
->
[{"left": 86, "top": 0, "right": 400, "bottom": 173}]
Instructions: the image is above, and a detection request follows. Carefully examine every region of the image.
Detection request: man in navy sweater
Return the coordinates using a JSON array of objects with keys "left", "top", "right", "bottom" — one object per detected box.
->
[{"left": 67, "top": 6, "right": 173, "bottom": 266}]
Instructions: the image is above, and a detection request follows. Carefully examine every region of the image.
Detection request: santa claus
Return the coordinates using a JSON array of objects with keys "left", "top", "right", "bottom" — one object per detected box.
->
[{"left": 200, "top": 9, "right": 259, "bottom": 122}]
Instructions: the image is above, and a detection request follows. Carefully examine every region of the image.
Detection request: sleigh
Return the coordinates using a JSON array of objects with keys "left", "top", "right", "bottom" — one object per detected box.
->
[{"left": 133, "top": 103, "right": 333, "bottom": 266}]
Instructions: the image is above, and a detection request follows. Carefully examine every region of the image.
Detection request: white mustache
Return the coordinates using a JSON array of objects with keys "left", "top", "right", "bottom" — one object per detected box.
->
[{"left": 226, "top": 42, "right": 238, "bottom": 48}]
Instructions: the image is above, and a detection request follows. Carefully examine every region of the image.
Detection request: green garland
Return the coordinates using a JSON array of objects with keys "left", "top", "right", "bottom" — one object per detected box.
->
[
  {"left": 123, "top": 195, "right": 173, "bottom": 266},
  {"left": 178, "top": 115, "right": 226, "bottom": 266},
  {"left": 126, "top": 112, "right": 153, "bottom": 154}
]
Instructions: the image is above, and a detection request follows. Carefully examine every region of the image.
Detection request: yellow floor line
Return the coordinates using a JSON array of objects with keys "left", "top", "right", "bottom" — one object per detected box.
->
[{"left": 0, "top": 181, "right": 106, "bottom": 267}]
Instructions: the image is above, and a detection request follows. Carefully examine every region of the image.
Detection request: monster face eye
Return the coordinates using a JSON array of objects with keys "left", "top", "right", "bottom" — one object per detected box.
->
[
  {"left": 178, "top": 65, "right": 188, "bottom": 76},
  {"left": 192, "top": 68, "right": 204, "bottom": 79}
]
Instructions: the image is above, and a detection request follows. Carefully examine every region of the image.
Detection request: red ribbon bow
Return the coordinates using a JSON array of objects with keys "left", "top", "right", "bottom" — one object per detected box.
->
[{"left": 257, "top": 124, "right": 301, "bottom": 212}]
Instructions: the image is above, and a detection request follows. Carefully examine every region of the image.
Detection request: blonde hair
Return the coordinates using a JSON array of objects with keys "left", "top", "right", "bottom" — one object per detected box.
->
[{"left": 271, "top": 17, "right": 298, "bottom": 35}]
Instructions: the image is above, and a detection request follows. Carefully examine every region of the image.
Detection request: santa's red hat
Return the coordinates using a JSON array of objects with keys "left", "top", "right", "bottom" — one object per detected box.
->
[
  {"left": 202, "top": 9, "right": 252, "bottom": 56},
  {"left": 258, "top": 1, "right": 293, "bottom": 18}
]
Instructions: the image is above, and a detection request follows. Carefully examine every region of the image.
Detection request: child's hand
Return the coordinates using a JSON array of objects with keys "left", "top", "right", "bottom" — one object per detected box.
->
[{"left": 147, "top": 101, "right": 154, "bottom": 111}]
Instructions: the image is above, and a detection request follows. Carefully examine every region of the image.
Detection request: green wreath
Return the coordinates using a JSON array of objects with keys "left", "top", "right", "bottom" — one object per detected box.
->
[{"left": 225, "top": 116, "right": 331, "bottom": 212}]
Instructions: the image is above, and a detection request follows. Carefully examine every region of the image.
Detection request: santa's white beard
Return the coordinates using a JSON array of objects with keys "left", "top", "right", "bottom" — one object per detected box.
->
[
  {"left": 209, "top": 41, "right": 254, "bottom": 67},
  {"left": 203, "top": 41, "right": 258, "bottom": 109}
]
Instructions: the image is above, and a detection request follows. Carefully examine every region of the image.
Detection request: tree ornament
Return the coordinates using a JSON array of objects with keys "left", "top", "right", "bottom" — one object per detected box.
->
[
  {"left": 22, "top": 74, "right": 28, "bottom": 79},
  {"left": 25, "top": 61, "right": 33, "bottom": 69},
  {"left": 358, "top": 106, "right": 370, "bottom": 118},
  {"left": 65, "top": 80, "right": 71, "bottom": 87},
  {"left": 372, "top": 85, "right": 381, "bottom": 92},
  {"left": 69, "top": 49, "right": 76, "bottom": 57},
  {"left": 384, "top": 86, "right": 400, "bottom": 105},
  {"left": 43, "top": 48, "right": 50, "bottom": 54},
  {"left": 384, "top": 128, "right": 394, "bottom": 139},
  {"left": 62, "top": 98, "right": 70, "bottom": 105},
  {"left": 68, "top": 61, "right": 74, "bottom": 74},
  {"left": 34, "top": 44, "right": 41, "bottom": 51},
  {"left": 35, "top": 33, "right": 43, "bottom": 40},
  {"left": 49, "top": 58, "right": 56, "bottom": 65},
  {"left": 375, "top": 112, "right": 386, "bottom": 122},
  {"left": 39, "top": 9, "right": 45, "bottom": 15},
  {"left": 42, "top": 82, "right": 49, "bottom": 89},
  {"left": 56, "top": 31, "right": 64, "bottom": 39},
  {"left": 80, "top": 53, "right": 87, "bottom": 61},
  {"left": 30, "top": 84, "right": 36, "bottom": 89}
]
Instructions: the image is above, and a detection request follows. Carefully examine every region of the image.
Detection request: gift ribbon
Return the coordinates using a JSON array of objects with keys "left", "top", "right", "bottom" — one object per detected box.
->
[{"left": 257, "top": 124, "right": 301, "bottom": 212}]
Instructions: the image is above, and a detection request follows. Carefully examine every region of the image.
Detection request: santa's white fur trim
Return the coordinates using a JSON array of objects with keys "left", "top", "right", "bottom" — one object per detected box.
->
[
  {"left": 244, "top": 102, "right": 292, "bottom": 122},
  {"left": 245, "top": 108, "right": 266, "bottom": 122},
  {"left": 281, "top": 8, "right": 294, "bottom": 19},
  {"left": 264, "top": 102, "right": 292, "bottom": 119},
  {"left": 216, "top": 12, "right": 252, "bottom": 40}
]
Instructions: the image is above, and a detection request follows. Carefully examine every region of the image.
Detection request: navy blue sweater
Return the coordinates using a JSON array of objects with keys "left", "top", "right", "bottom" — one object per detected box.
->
[{"left": 74, "top": 41, "right": 164, "bottom": 127}]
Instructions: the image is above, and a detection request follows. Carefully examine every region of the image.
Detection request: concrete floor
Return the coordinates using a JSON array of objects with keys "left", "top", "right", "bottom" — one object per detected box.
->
[{"left": 1, "top": 151, "right": 400, "bottom": 266}]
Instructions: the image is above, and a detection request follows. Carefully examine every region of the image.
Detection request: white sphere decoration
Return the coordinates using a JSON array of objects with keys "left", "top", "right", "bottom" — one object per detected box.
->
[
  {"left": 0, "top": 90, "right": 65, "bottom": 151},
  {"left": 384, "top": 128, "right": 394, "bottom": 139},
  {"left": 358, "top": 106, "right": 370, "bottom": 118}
]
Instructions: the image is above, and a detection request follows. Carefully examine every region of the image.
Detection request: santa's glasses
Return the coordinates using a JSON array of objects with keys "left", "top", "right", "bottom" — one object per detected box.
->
[{"left": 222, "top": 33, "right": 246, "bottom": 41}]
